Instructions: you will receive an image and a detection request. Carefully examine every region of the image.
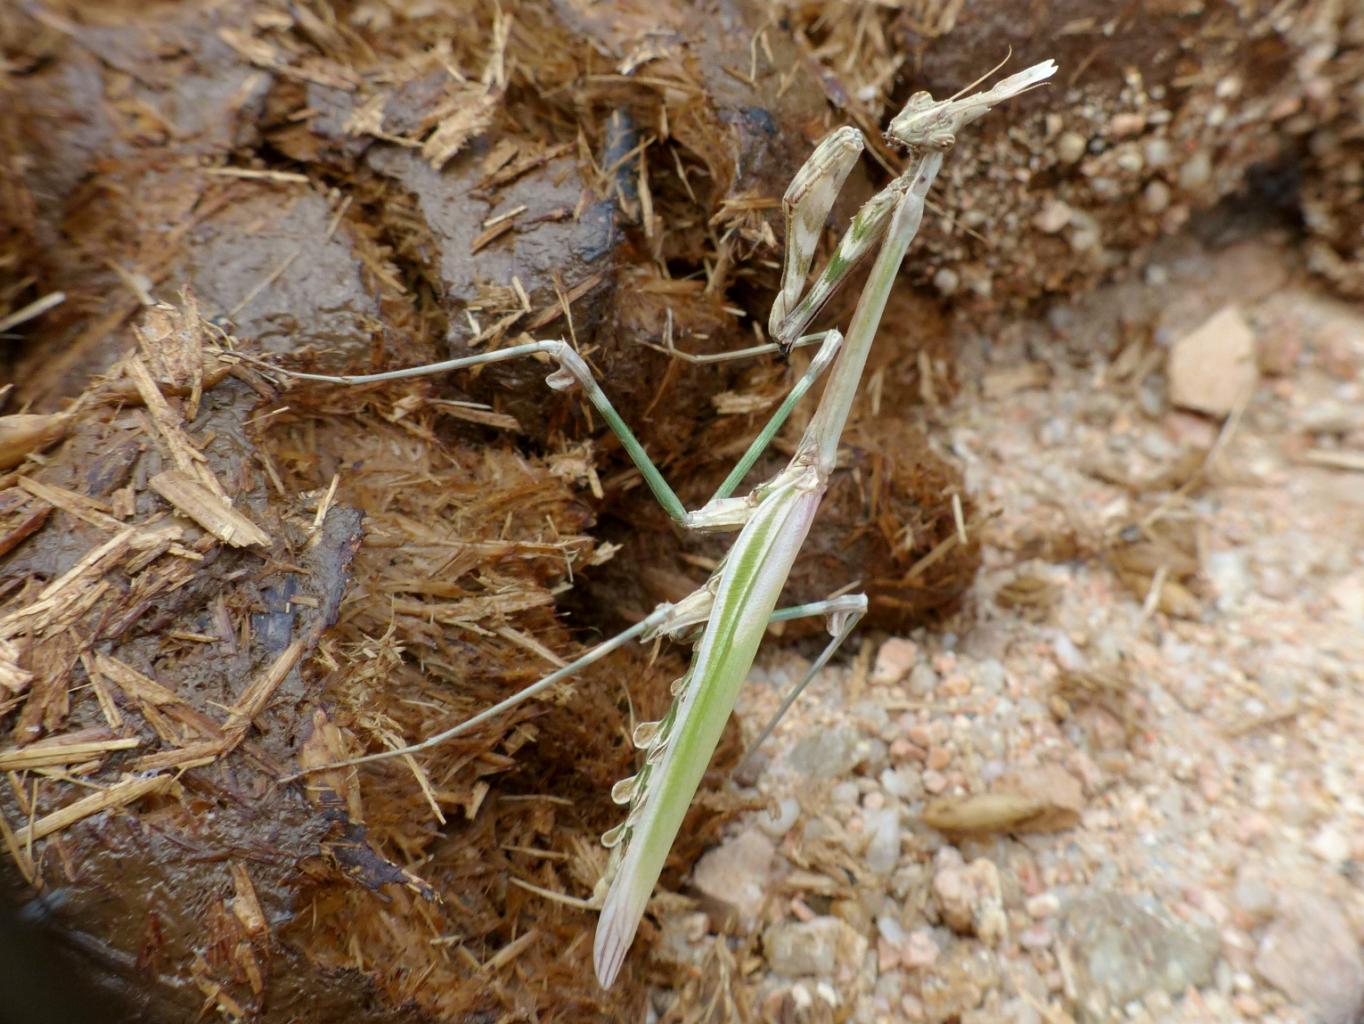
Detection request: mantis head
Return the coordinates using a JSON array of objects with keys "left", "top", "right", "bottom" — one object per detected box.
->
[{"left": 885, "top": 58, "right": 1058, "bottom": 152}]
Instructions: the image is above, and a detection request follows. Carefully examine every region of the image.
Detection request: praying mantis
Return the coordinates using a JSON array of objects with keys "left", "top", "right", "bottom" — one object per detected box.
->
[{"left": 264, "top": 57, "right": 1057, "bottom": 988}]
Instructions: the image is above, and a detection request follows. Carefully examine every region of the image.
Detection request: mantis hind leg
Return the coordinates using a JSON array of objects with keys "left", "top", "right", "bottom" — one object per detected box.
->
[
  {"left": 278, "top": 600, "right": 683, "bottom": 781},
  {"left": 281, "top": 588, "right": 863, "bottom": 781},
  {"left": 736, "top": 591, "right": 868, "bottom": 774}
]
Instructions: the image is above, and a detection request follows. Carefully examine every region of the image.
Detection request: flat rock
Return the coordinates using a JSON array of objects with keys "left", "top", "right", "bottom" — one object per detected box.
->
[
  {"left": 691, "top": 828, "right": 775, "bottom": 923},
  {"left": 1061, "top": 892, "right": 1219, "bottom": 1023},
  {"left": 763, "top": 916, "right": 866, "bottom": 979},
  {"left": 1254, "top": 889, "right": 1364, "bottom": 1024},
  {"left": 786, "top": 722, "right": 865, "bottom": 779},
  {"left": 919, "top": 944, "right": 1000, "bottom": 1023},
  {"left": 1168, "top": 305, "right": 1259, "bottom": 416},
  {"left": 872, "top": 637, "right": 919, "bottom": 685},
  {"left": 932, "top": 849, "right": 1007, "bottom": 946},
  {"left": 863, "top": 806, "right": 903, "bottom": 876}
]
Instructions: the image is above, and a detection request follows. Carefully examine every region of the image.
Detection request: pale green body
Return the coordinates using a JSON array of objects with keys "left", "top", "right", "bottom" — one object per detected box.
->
[
  {"left": 593, "top": 148, "right": 944, "bottom": 986},
  {"left": 594, "top": 477, "right": 821, "bottom": 978}
]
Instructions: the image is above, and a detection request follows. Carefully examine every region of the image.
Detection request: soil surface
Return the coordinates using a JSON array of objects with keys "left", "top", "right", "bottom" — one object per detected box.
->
[{"left": 683, "top": 225, "right": 1364, "bottom": 1023}]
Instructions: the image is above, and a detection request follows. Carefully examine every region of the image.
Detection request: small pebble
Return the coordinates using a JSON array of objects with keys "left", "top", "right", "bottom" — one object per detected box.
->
[
  {"left": 831, "top": 781, "right": 860, "bottom": 806},
  {"left": 975, "top": 658, "right": 1006, "bottom": 694},
  {"left": 865, "top": 807, "right": 903, "bottom": 875},
  {"left": 1310, "top": 825, "right": 1350, "bottom": 866},
  {"left": 1232, "top": 993, "right": 1263, "bottom": 1017},
  {"left": 1057, "top": 131, "right": 1086, "bottom": 163},
  {"left": 881, "top": 766, "right": 919, "bottom": 800},
  {"left": 1255, "top": 889, "right": 1364, "bottom": 1024},
  {"left": 903, "top": 928, "right": 940, "bottom": 968},
  {"left": 1114, "top": 144, "right": 1144, "bottom": 173},
  {"left": 1034, "top": 199, "right": 1072, "bottom": 234},
  {"left": 1144, "top": 137, "right": 1172, "bottom": 166},
  {"left": 787, "top": 723, "right": 864, "bottom": 778},
  {"left": 941, "top": 674, "right": 972, "bottom": 697},
  {"left": 1110, "top": 111, "right": 1145, "bottom": 136},
  {"left": 691, "top": 830, "right": 775, "bottom": 921},
  {"left": 1144, "top": 179, "right": 1171, "bottom": 214},
  {"left": 877, "top": 913, "right": 907, "bottom": 947},
  {"left": 758, "top": 796, "right": 801, "bottom": 838},
  {"left": 907, "top": 664, "right": 939, "bottom": 696},
  {"left": 872, "top": 637, "right": 919, "bottom": 686},
  {"left": 889, "top": 737, "right": 924, "bottom": 766},
  {"left": 933, "top": 853, "right": 1007, "bottom": 946},
  {"left": 1168, "top": 305, "right": 1258, "bottom": 416},
  {"left": 763, "top": 916, "right": 862, "bottom": 978},
  {"left": 923, "top": 769, "right": 948, "bottom": 794},
  {"left": 1063, "top": 892, "right": 1219, "bottom": 1017},
  {"left": 1026, "top": 893, "right": 1061, "bottom": 919},
  {"left": 1178, "top": 148, "right": 1212, "bottom": 190},
  {"left": 906, "top": 724, "right": 932, "bottom": 747}
]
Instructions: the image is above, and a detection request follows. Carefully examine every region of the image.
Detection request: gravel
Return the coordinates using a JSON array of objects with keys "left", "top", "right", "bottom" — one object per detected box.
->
[{"left": 657, "top": 234, "right": 1364, "bottom": 1024}]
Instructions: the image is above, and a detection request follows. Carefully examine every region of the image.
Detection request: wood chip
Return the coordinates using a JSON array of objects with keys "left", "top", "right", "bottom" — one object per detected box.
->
[
  {"left": 923, "top": 792, "right": 1079, "bottom": 836},
  {"left": 525, "top": 272, "right": 606, "bottom": 331},
  {"left": 0, "top": 735, "right": 139, "bottom": 771},
  {"left": 124, "top": 357, "right": 219, "bottom": 496},
  {"left": 0, "top": 291, "right": 66, "bottom": 333},
  {"left": 0, "top": 806, "right": 35, "bottom": 884},
  {"left": 923, "top": 766, "right": 1084, "bottom": 836},
  {"left": 1302, "top": 448, "right": 1364, "bottom": 473},
  {"left": 92, "top": 652, "right": 186, "bottom": 708},
  {"left": 0, "top": 528, "right": 137, "bottom": 639},
  {"left": 17, "top": 475, "right": 122, "bottom": 531},
  {"left": 14, "top": 772, "right": 173, "bottom": 846},
  {"left": 483, "top": 927, "right": 539, "bottom": 972},
  {"left": 0, "top": 413, "right": 72, "bottom": 471},
  {"left": 983, "top": 362, "right": 1052, "bottom": 398},
  {"left": 226, "top": 636, "right": 306, "bottom": 728},
  {"left": 229, "top": 862, "right": 268, "bottom": 938},
  {"left": 149, "top": 469, "right": 270, "bottom": 548},
  {"left": 424, "top": 87, "right": 501, "bottom": 169},
  {"left": 204, "top": 167, "right": 310, "bottom": 183},
  {"left": 469, "top": 217, "right": 516, "bottom": 254},
  {"left": 0, "top": 638, "right": 33, "bottom": 694},
  {"left": 426, "top": 400, "right": 521, "bottom": 431},
  {"left": 190, "top": 952, "right": 248, "bottom": 1020},
  {"left": 93, "top": 652, "right": 225, "bottom": 739},
  {"left": 135, "top": 298, "right": 208, "bottom": 420}
]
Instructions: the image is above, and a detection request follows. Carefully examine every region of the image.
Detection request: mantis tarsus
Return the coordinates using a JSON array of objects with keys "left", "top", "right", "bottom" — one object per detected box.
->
[{"left": 265, "top": 58, "right": 1057, "bottom": 988}]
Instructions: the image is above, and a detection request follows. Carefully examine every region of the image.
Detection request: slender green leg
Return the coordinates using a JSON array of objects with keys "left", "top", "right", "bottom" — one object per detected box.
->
[
  {"left": 708, "top": 329, "right": 842, "bottom": 502},
  {"left": 736, "top": 592, "right": 867, "bottom": 773},
  {"left": 281, "top": 590, "right": 863, "bottom": 780},
  {"left": 278, "top": 601, "right": 678, "bottom": 780},
  {"left": 243, "top": 327, "right": 842, "bottom": 532},
  {"left": 641, "top": 314, "right": 829, "bottom": 365},
  {"left": 242, "top": 340, "right": 697, "bottom": 524}
]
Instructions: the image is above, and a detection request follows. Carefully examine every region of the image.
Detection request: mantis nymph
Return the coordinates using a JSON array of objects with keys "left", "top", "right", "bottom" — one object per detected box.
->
[{"left": 267, "top": 58, "right": 1057, "bottom": 988}]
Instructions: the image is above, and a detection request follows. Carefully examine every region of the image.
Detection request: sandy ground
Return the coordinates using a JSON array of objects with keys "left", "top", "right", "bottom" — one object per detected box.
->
[{"left": 661, "top": 226, "right": 1364, "bottom": 1023}]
